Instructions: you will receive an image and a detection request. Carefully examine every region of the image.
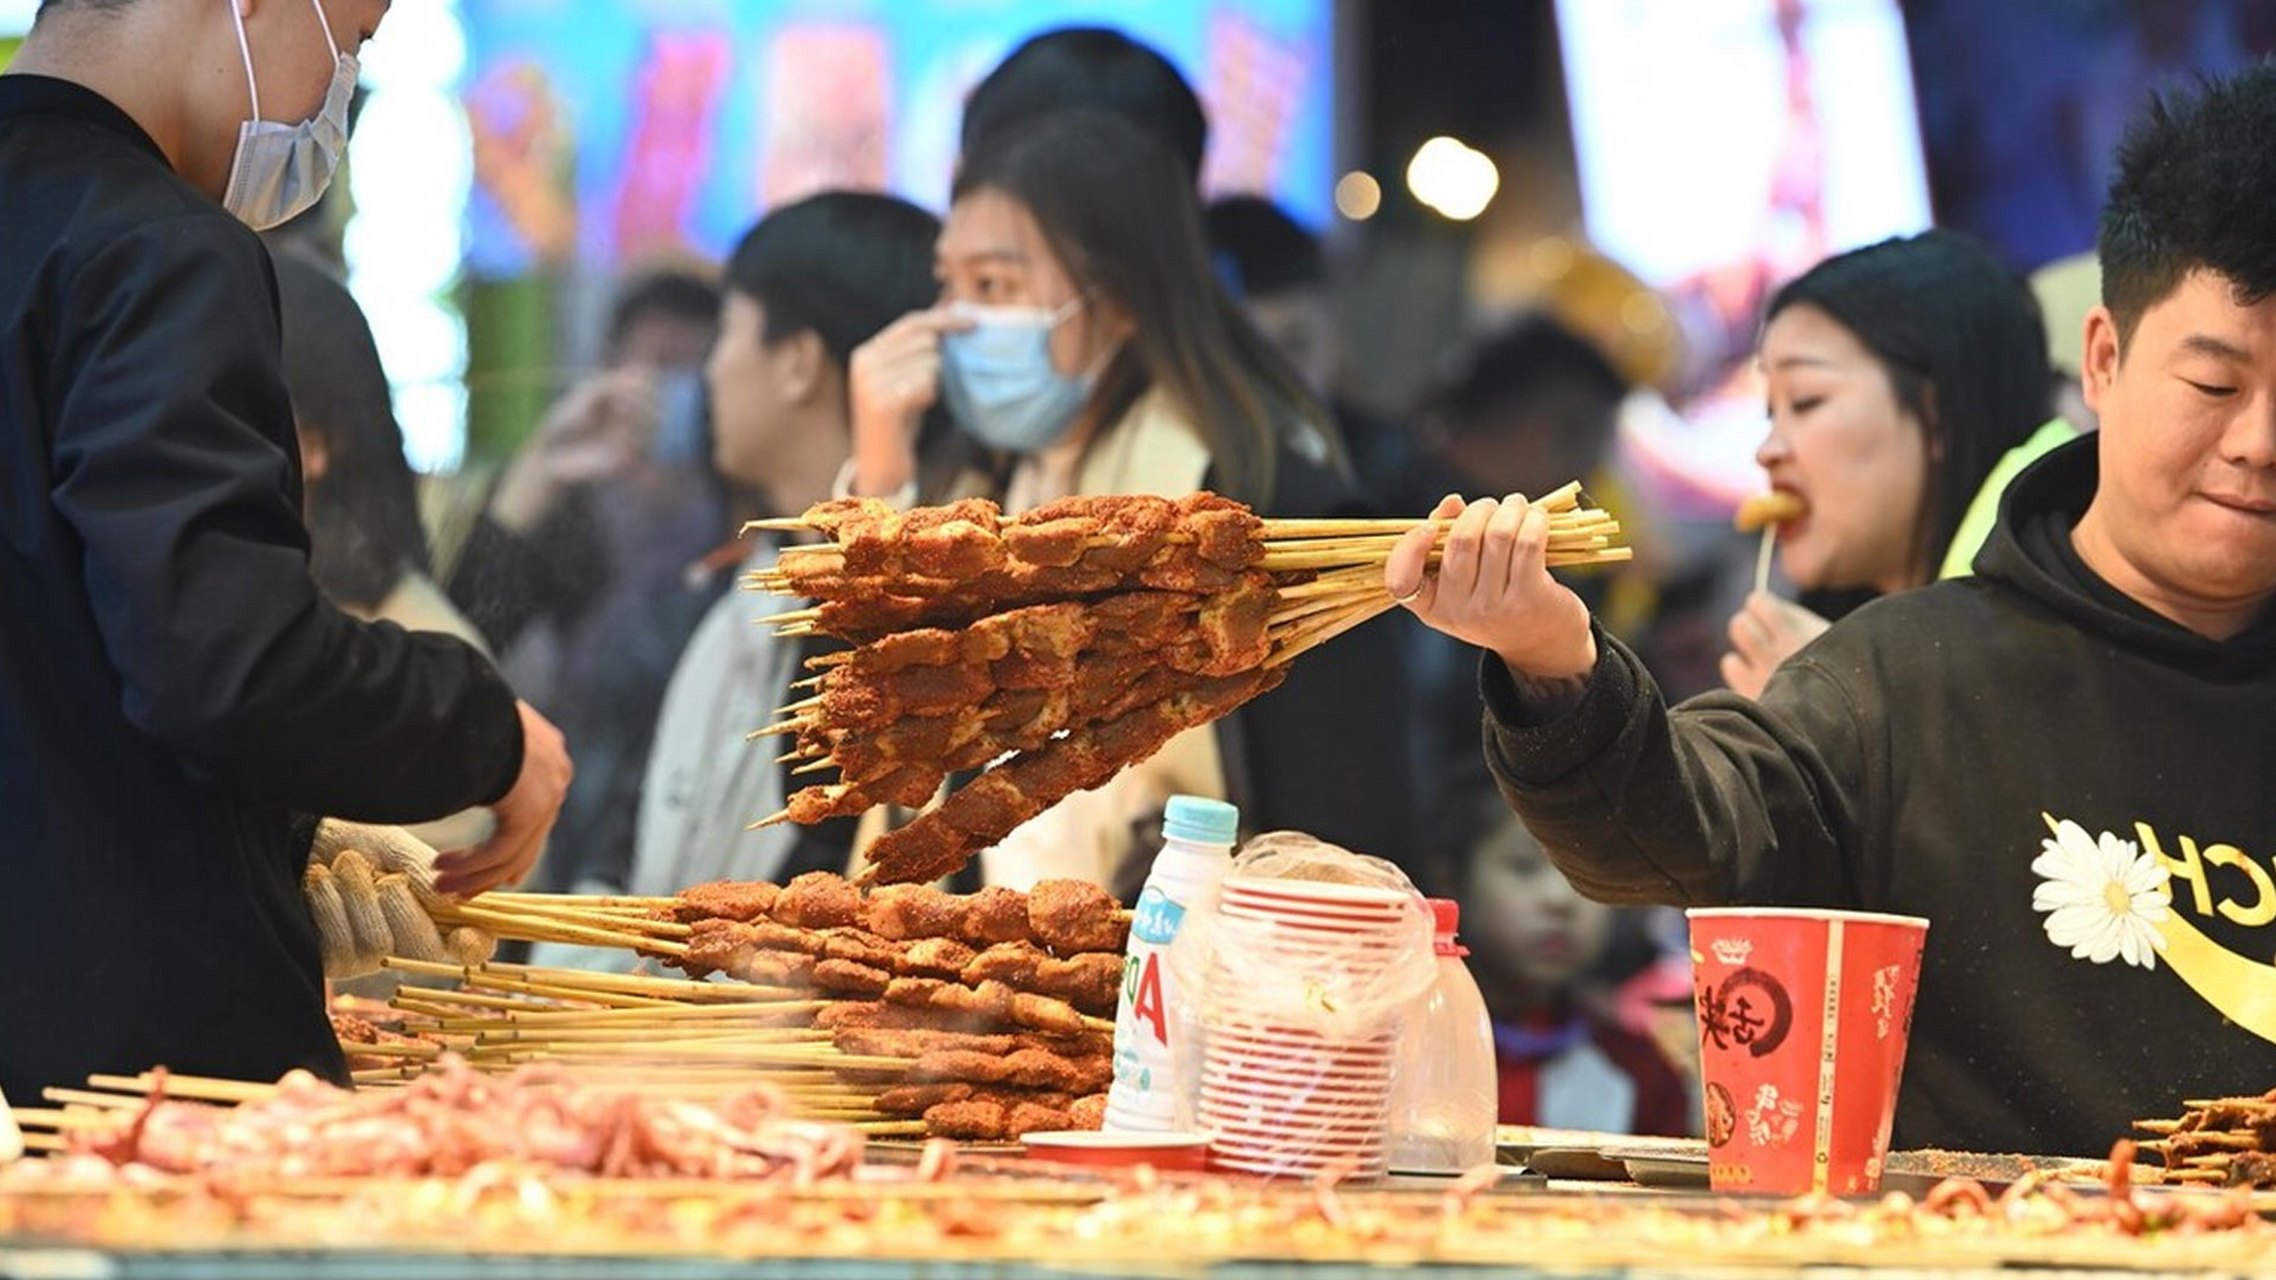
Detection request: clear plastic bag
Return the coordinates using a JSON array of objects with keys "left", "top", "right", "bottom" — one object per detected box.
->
[{"left": 1164, "top": 832, "right": 1438, "bottom": 1178}]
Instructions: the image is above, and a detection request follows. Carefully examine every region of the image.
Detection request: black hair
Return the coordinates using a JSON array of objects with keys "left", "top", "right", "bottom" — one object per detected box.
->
[
  {"left": 1422, "top": 313, "right": 1630, "bottom": 482},
  {"left": 1203, "top": 195, "right": 1324, "bottom": 299},
  {"left": 1766, "top": 229, "right": 2051, "bottom": 582},
  {"left": 273, "top": 253, "right": 433, "bottom": 611},
  {"left": 953, "top": 110, "right": 1336, "bottom": 507},
  {"left": 604, "top": 268, "right": 722, "bottom": 356},
  {"left": 2099, "top": 60, "right": 2276, "bottom": 350},
  {"left": 723, "top": 191, "right": 942, "bottom": 368},
  {"left": 961, "top": 27, "right": 1208, "bottom": 183},
  {"left": 722, "top": 192, "right": 949, "bottom": 496}
]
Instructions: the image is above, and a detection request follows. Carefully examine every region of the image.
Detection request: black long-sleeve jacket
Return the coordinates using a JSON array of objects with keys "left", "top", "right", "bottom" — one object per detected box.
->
[
  {"left": 1483, "top": 437, "right": 2276, "bottom": 1157},
  {"left": 0, "top": 76, "right": 522, "bottom": 1102}
]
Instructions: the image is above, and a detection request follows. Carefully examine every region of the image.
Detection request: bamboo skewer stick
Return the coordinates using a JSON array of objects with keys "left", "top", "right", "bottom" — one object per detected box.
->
[
  {"left": 502, "top": 966, "right": 800, "bottom": 1003},
  {"left": 481, "top": 892, "right": 681, "bottom": 912},
  {"left": 456, "top": 977, "right": 679, "bottom": 1008},
  {"left": 1269, "top": 597, "right": 1402, "bottom": 668},
  {"left": 1268, "top": 588, "right": 1386, "bottom": 629},
  {"left": 385, "top": 957, "right": 801, "bottom": 1004},
  {"left": 390, "top": 989, "right": 572, "bottom": 1016},
  {"left": 470, "top": 902, "right": 693, "bottom": 940},
  {"left": 1272, "top": 566, "right": 1392, "bottom": 599},
  {"left": 336, "top": 1040, "right": 442, "bottom": 1059},
  {"left": 469, "top": 1026, "right": 827, "bottom": 1047},
  {"left": 10, "top": 1106, "right": 119, "bottom": 1131},
  {"left": 82, "top": 1072, "right": 276, "bottom": 1105},
  {"left": 432, "top": 903, "right": 688, "bottom": 958},
  {"left": 41, "top": 1086, "right": 153, "bottom": 1111},
  {"left": 467, "top": 1043, "right": 914, "bottom": 1069},
  {"left": 431, "top": 1002, "right": 821, "bottom": 1030}
]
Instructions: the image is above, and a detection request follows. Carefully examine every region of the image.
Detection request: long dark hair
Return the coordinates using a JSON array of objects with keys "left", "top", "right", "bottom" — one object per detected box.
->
[
  {"left": 951, "top": 110, "right": 1338, "bottom": 507},
  {"left": 1766, "top": 230, "right": 2050, "bottom": 583},
  {"left": 274, "top": 253, "right": 433, "bottom": 610}
]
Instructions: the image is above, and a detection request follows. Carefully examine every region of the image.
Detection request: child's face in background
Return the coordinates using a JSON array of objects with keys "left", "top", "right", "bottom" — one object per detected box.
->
[{"left": 1464, "top": 818, "right": 1612, "bottom": 998}]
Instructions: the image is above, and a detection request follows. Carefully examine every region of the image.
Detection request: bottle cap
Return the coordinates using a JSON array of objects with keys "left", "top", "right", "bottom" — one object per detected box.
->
[
  {"left": 1428, "top": 897, "right": 1468, "bottom": 957},
  {"left": 1162, "top": 795, "right": 1239, "bottom": 847}
]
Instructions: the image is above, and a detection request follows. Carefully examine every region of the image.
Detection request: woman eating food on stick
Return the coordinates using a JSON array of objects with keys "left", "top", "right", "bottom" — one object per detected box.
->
[
  {"left": 844, "top": 110, "right": 1418, "bottom": 894},
  {"left": 1723, "top": 231, "right": 2074, "bottom": 697}
]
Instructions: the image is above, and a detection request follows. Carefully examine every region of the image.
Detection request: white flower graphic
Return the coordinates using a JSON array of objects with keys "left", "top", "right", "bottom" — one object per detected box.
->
[{"left": 2031, "top": 817, "right": 2169, "bottom": 970}]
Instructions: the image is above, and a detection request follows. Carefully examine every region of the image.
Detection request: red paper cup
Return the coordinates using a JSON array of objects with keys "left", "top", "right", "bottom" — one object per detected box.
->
[{"left": 1686, "top": 908, "right": 1928, "bottom": 1196}]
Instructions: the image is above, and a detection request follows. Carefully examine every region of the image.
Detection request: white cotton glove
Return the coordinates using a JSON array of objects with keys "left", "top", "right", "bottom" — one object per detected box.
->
[{"left": 305, "top": 821, "right": 497, "bottom": 979}]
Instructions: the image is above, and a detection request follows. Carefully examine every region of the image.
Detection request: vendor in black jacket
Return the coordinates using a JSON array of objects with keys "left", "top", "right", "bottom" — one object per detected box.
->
[
  {"left": 0, "top": 0, "right": 571, "bottom": 1104},
  {"left": 1387, "top": 63, "right": 2276, "bottom": 1159}
]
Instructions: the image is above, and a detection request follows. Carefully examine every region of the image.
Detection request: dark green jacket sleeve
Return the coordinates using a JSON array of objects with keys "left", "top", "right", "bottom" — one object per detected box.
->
[
  {"left": 1479, "top": 624, "right": 1877, "bottom": 910},
  {"left": 45, "top": 215, "right": 522, "bottom": 822}
]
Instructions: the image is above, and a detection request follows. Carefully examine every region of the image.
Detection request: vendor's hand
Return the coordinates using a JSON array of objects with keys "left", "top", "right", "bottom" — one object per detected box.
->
[
  {"left": 1386, "top": 494, "right": 1598, "bottom": 682},
  {"left": 1719, "top": 591, "right": 1831, "bottom": 699},
  {"left": 435, "top": 700, "right": 571, "bottom": 897},
  {"left": 312, "top": 819, "right": 444, "bottom": 895},
  {"left": 847, "top": 308, "right": 972, "bottom": 498},
  {"left": 305, "top": 845, "right": 491, "bottom": 979},
  {"left": 489, "top": 369, "right": 661, "bottom": 532}
]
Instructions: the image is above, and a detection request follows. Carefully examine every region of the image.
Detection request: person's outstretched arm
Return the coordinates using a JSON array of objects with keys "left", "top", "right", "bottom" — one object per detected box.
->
[{"left": 1387, "top": 494, "right": 1874, "bottom": 909}]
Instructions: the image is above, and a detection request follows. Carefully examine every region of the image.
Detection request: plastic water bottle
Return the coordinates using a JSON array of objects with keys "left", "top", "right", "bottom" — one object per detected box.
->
[
  {"left": 1387, "top": 898, "right": 1499, "bottom": 1172},
  {"left": 1103, "top": 795, "right": 1239, "bottom": 1133}
]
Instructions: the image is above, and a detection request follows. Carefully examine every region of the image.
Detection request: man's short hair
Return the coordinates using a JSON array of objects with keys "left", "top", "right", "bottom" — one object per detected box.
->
[
  {"left": 1204, "top": 195, "right": 1324, "bottom": 299},
  {"left": 1423, "top": 314, "right": 1631, "bottom": 478},
  {"left": 604, "top": 268, "right": 720, "bottom": 354},
  {"left": 961, "top": 27, "right": 1207, "bottom": 183},
  {"left": 2099, "top": 60, "right": 2276, "bottom": 349}
]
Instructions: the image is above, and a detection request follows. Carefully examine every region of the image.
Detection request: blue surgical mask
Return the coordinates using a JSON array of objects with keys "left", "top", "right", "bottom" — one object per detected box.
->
[
  {"left": 221, "top": 0, "right": 358, "bottom": 231},
  {"left": 938, "top": 298, "right": 1104, "bottom": 454}
]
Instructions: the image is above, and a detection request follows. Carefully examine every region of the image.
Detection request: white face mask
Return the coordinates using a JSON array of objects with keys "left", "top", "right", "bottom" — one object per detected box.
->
[{"left": 221, "top": 0, "right": 358, "bottom": 231}]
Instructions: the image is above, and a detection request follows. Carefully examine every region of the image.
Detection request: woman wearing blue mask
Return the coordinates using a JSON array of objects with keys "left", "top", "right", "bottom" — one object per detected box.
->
[
  {"left": 0, "top": 0, "right": 571, "bottom": 1104},
  {"left": 845, "top": 109, "right": 1424, "bottom": 898}
]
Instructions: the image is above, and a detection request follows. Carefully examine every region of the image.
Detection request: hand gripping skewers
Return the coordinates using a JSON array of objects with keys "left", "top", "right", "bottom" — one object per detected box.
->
[{"left": 747, "top": 487, "right": 1628, "bottom": 885}]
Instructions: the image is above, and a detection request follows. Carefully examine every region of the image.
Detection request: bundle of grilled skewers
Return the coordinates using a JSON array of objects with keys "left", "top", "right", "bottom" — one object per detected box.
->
[
  {"left": 746, "top": 485, "right": 1627, "bottom": 884},
  {"left": 316, "top": 874, "right": 1126, "bottom": 1142},
  {"left": 2137, "top": 1087, "right": 2276, "bottom": 1188}
]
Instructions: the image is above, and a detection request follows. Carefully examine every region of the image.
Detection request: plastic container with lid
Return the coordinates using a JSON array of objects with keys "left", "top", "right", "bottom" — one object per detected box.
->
[
  {"left": 1103, "top": 795, "right": 1239, "bottom": 1133},
  {"left": 1386, "top": 898, "right": 1499, "bottom": 1172}
]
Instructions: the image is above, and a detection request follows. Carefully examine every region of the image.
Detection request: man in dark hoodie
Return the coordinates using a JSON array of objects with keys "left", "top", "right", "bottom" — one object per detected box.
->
[{"left": 1386, "top": 63, "right": 2276, "bottom": 1158}]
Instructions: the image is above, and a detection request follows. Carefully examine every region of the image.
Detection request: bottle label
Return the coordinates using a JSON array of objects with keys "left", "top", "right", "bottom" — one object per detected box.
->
[
  {"left": 1105, "top": 884, "right": 1195, "bottom": 1130},
  {"left": 1130, "top": 885, "right": 1185, "bottom": 946}
]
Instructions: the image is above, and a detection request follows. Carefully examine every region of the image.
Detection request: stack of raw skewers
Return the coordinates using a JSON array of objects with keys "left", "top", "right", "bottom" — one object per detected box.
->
[
  {"left": 745, "top": 484, "right": 1626, "bottom": 885},
  {"left": 308, "top": 874, "right": 1135, "bottom": 1142}
]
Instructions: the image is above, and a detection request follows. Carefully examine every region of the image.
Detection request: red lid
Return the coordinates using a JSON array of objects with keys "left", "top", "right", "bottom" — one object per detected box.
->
[{"left": 1428, "top": 898, "right": 1467, "bottom": 956}]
